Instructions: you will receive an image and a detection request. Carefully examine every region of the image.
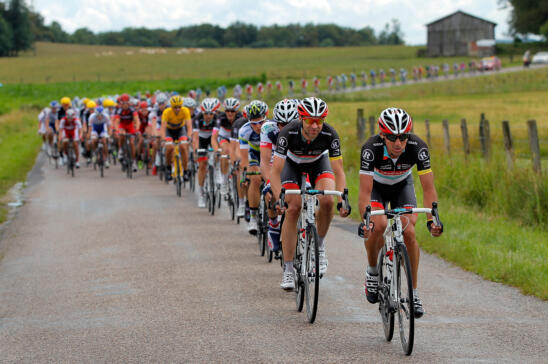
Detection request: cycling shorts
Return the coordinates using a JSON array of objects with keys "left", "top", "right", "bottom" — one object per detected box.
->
[
  {"left": 281, "top": 154, "right": 334, "bottom": 190},
  {"left": 165, "top": 127, "right": 188, "bottom": 143},
  {"left": 62, "top": 129, "right": 79, "bottom": 141},
  {"left": 49, "top": 121, "right": 57, "bottom": 133},
  {"left": 248, "top": 148, "right": 260, "bottom": 167},
  {"left": 197, "top": 136, "right": 211, "bottom": 162},
  {"left": 91, "top": 123, "right": 108, "bottom": 138},
  {"left": 118, "top": 122, "right": 135, "bottom": 135},
  {"left": 371, "top": 174, "right": 417, "bottom": 210}
]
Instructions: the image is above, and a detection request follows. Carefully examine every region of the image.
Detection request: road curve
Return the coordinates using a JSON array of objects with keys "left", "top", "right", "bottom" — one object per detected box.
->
[{"left": 0, "top": 155, "right": 546, "bottom": 363}]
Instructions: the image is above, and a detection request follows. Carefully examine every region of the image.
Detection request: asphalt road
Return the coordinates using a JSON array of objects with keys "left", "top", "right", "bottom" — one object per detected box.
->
[{"left": 0, "top": 154, "right": 547, "bottom": 363}]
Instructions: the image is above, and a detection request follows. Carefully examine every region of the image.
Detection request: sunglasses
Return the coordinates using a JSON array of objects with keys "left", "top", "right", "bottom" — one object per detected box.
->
[
  {"left": 384, "top": 133, "right": 410, "bottom": 142},
  {"left": 226, "top": 109, "right": 236, "bottom": 113},
  {"left": 250, "top": 118, "right": 266, "bottom": 125},
  {"left": 302, "top": 117, "right": 324, "bottom": 125}
]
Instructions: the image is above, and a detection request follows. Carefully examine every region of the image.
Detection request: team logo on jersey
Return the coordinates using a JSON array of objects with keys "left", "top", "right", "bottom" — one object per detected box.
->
[
  {"left": 362, "top": 149, "right": 374, "bottom": 161},
  {"left": 331, "top": 139, "right": 340, "bottom": 150},
  {"left": 418, "top": 148, "right": 430, "bottom": 161},
  {"left": 278, "top": 136, "right": 288, "bottom": 148}
]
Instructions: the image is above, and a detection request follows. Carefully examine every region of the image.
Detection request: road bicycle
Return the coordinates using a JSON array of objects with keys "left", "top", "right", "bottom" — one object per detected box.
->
[
  {"left": 94, "top": 137, "right": 106, "bottom": 178},
  {"left": 280, "top": 174, "right": 349, "bottom": 323},
  {"left": 197, "top": 148, "right": 216, "bottom": 215},
  {"left": 172, "top": 140, "right": 185, "bottom": 197},
  {"left": 360, "top": 202, "right": 441, "bottom": 355},
  {"left": 120, "top": 134, "right": 134, "bottom": 179},
  {"left": 65, "top": 138, "right": 76, "bottom": 178},
  {"left": 226, "top": 160, "right": 240, "bottom": 221}
]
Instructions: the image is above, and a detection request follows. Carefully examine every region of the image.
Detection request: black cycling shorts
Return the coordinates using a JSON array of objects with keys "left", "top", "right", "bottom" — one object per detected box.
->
[
  {"left": 165, "top": 127, "right": 187, "bottom": 142},
  {"left": 281, "top": 154, "right": 334, "bottom": 189},
  {"left": 197, "top": 136, "right": 211, "bottom": 161},
  {"left": 371, "top": 174, "right": 417, "bottom": 210}
]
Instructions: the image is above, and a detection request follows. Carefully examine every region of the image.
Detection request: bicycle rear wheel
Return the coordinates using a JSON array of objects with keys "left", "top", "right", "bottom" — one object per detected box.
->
[
  {"left": 175, "top": 154, "right": 182, "bottom": 197},
  {"left": 396, "top": 244, "right": 414, "bottom": 355},
  {"left": 304, "top": 224, "right": 320, "bottom": 323},
  {"left": 209, "top": 165, "right": 215, "bottom": 216},
  {"left": 257, "top": 198, "right": 266, "bottom": 256},
  {"left": 377, "top": 246, "right": 394, "bottom": 342}
]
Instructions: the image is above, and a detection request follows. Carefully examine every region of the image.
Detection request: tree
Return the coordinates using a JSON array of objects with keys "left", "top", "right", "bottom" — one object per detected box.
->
[
  {"left": 378, "top": 19, "right": 404, "bottom": 45},
  {"left": 71, "top": 27, "right": 96, "bottom": 44},
  {"left": 223, "top": 22, "right": 257, "bottom": 47},
  {"left": 49, "top": 21, "right": 68, "bottom": 43},
  {"left": 5, "top": 0, "right": 32, "bottom": 55},
  {"left": 0, "top": 11, "right": 13, "bottom": 56},
  {"left": 499, "top": 0, "right": 548, "bottom": 35}
]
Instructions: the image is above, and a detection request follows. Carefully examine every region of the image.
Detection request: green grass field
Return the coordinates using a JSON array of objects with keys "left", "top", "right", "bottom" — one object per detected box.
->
[
  {"left": 0, "top": 42, "right": 520, "bottom": 84},
  {"left": 0, "top": 42, "right": 546, "bottom": 299}
]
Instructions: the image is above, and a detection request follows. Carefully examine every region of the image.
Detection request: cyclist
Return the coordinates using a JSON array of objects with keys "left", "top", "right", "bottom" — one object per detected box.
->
[
  {"left": 38, "top": 101, "right": 59, "bottom": 155},
  {"left": 59, "top": 109, "right": 83, "bottom": 168},
  {"left": 270, "top": 97, "right": 350, "bottom": 289},
  {"left": 150, "top": 93, "right": 169, "bottom": 176},
  {"left": 113, "top": 93, "right": 140, "bottom": 172},
  {"left": 239, "top": 101, "right": 268, "bottom": 234},
  {"left": 137, "top": 101, "right": 154, "bottom": 170},
  {"left": 88, "top": 105, "right": 111, "bottom": 168},
  {"left": 82, "top": 100, "right": 97, "bottom": 164},
  {"left": 260, "top": 99, "right": 299, "bottom": 254},
  {"left": 193, "top": 98, "right": 221, "bottom": 208},
  {"left": 358, "top": 107, "right": 443, "bottom": 318},
  {"left": 230, "top": 104, "right": 251, "bottom": 217},
  {"left": 161, "top": 95, "right": 192, "bottom": 181},
  {"left": 212, "top": 98, "right": 242, "bottom": 195}
]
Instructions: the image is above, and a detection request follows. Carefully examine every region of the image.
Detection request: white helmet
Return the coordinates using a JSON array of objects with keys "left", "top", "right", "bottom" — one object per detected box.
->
[
  {"left": 201, "top": 98, "right": 221, "bottom": 113},
  {"left": 183, "top": 97, "right": 196, "bottom": 108},
  {"left": 223, "top": 97, "right": 240, "bottom": 111},
  {"left": 273, "top": 99, "right": 299, "bottom": 124},
  {"left": 156, "top": 93, "right": 168, "bottom": 105},
  {"left": 66, "top": 109, "right": 77, "bottom": 119},
  {"left": 378, "top": 107, "right": 412, "bottom": 135},
  {"left": 297, "top": 97, "right": 328, "bottom": 119}
]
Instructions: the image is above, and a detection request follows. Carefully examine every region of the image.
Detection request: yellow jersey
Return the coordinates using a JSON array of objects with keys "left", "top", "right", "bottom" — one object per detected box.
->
[{"left": 162, "top": 107, "right": 191, "bottom": 130}]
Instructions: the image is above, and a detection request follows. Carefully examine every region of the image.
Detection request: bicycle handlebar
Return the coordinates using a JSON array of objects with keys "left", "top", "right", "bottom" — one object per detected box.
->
[
  {"left": 278, "top": 187, "right": 349, "bottom": 211},
  {"left": 362, "top": 203, "right": 442, "bottom": 236}
]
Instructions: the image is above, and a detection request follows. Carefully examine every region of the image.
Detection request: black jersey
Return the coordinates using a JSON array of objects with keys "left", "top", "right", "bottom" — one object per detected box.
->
[
  {"left": 231, "top": 116, "right": 249, "bottom": 141},
  {"left": 274, "top": 120, "right": 342, "bottom": 164},
  {"left": 217, "top": 111, "right": 242, "bottom": 139},
  {"left": 192, "top": 113, "right": 219, "bottom": 139},
  {"left": 359, "top": 134, "right": 431, "bottom": 185}
]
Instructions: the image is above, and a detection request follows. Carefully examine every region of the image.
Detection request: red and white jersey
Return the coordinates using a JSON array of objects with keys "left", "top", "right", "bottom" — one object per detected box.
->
[{"left": 59, "top": 117, "right": 82, "bottom": 131}]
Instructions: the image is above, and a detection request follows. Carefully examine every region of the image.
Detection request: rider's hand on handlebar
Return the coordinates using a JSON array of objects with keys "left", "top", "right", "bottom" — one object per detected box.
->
[{"left": 427, "top": 220, "right": 443, "bottom": 237}]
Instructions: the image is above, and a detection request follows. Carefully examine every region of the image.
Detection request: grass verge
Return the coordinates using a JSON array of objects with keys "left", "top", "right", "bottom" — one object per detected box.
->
[{"left": 0, "top": 110, "right": 42, "bottom": 224}]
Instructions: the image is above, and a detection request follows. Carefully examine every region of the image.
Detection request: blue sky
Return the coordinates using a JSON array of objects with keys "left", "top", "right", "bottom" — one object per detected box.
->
[{"left": 31, "top": 0, "right": 512, "bottom": 45}]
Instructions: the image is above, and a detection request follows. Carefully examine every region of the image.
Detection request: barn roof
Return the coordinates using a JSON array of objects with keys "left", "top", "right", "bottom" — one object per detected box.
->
[{"left": 426, "top": 10, "right": 497, "bottom": 27}]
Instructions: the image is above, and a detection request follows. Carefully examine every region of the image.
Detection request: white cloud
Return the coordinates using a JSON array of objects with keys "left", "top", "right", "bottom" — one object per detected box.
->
[{"left": 33, "top": 0, "right": 512, "bottom": 44}]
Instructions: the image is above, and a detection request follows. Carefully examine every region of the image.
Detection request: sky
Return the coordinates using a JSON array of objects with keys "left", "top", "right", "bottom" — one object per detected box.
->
[{"left": 30, "top": 0, "right": 513, "bottom": 45}]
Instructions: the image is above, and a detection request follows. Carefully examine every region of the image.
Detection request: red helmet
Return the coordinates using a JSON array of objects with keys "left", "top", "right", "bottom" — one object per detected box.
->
[
  {"left": 120, "top": 94, "right": 130, "bottom": 102},
  {"left": 298, "top": 97, "right": 328, "bottom": 119},
  {"left": 378, "top": 108, "right": 412, "bottom": 135},
  {"left": 139, "top": 101, "right": 148, "bottom": 109}
]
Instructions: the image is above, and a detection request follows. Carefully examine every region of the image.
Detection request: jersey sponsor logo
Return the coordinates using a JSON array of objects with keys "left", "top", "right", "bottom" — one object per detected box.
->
[
  {"left": 407, "top": 140, "right": 418, "bottom": 145},
  {"left": 373, "top": 142, "right": 383, "bottom": 146},
  {"left": 361, "top": 161, "right": 370, "bottom": 169},
  {"left": 278, "top": 136, "right": 288, "bottom": 148},
  {"left": 418, "top": 148, "right": 430, "bottom": 161},
  {"left": 331, "top": 139, "right": 340, "bottom": 150},
  {"left": 362, "top": 148, "right": 374, "bottom": 161}
]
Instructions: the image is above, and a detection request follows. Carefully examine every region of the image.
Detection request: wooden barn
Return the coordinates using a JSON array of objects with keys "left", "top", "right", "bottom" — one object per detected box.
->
[{"left": 426, "top": 11, "right": 496, "bottom": 57}]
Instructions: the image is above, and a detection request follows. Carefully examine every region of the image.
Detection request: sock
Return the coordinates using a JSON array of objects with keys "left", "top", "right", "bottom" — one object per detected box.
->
[
  {"left": 200, "top": 185, "right": 205, "bottom": 194},
  {"left": 284, "top": 261, "right": 294, "bottom": 272},
  {"left": 239, "top": 198, "right": 245, "bottom": 206},
  {"left": 250, "top": 208, "right": 258, "bottom": 219},
  {"left": 413, "top": 289, "right": 418, "bottom": 297},
  {"left": 318, "top": 235, "right": 325, "bottom": 250},
  {"left": 367, "top": 266, "right": 378, "bottom": 275},
  {"left": 155, "top": 153, "right": 160, "bottom": 166}
]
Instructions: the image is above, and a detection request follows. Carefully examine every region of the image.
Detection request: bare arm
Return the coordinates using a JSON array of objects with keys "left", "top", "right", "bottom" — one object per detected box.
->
[
  {"left": 270, "top": 155, "right": 285, "bottom": 202},
  {"left": 418, "top": 172, "right": 438, "bottom": 220},
  {"left": 259, "top": 147, "right": 272, "bottom": 182},
  {"left": 330, "top": 157, "right": 346, "bottom": 203},
  {"left": 358, "top": 174, "right": 373, "bottom": 218}
]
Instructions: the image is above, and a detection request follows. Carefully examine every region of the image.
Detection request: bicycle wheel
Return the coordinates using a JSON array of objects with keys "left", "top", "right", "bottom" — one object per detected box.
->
[
  {"left": 209, "top": 165, "right": 215, "bottom": 216},
  {"left": 257, "top": 198, "right": 266, "bottom": 256},
  {"left": 99, "top": 152, "right": 104, "bottom": 178},
  {"left": 377, "top": 246, "right": 394, "bottom": 342},
  {"left": 396, "top": 244, "right": 414, "bottom": 356},
  {"left": 304, "top": 224, "right": 320, "bottom": 323},
  {"left": 294, "top": 219, "right": 305, "bottom": 312},
  {"left": 262, "top": 199, "right": 271, "bottom": 262},
  {"left": 175, "top": 154, "right": 181, "bottom": 197}
]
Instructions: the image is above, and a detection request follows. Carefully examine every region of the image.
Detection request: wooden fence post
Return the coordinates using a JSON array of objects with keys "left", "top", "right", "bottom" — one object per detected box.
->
[
  {"left": 527, "top": 120, "right": 542, "bottom": 173},
  {"left": 356, "top": 109, "right": 365, "bottom": 142},
  {"left": 501, "top": 121, "right": 513, "bottom": 169},
  {"left": 479, "top": 118, "right": 491, "bottom": 160},
  {"left": 369, "top": 116, "right": 375, "bottom": 136},
  {"left": 442, "top": 119, "right": 450, "bottom": 155},
  {"left": 460, "top": 118, "right": 470, "bottom": 157},
  {"left": 425, "top": 119, "right": 431, "bottom": 147}
]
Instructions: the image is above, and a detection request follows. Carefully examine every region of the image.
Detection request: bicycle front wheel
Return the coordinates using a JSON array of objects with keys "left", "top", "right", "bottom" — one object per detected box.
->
[
  {"left": 304, "top": 224, "right": 320, "bottom": 323},
  {"left": 377, "top": 246, "right": 394, "bottom": 342},
  {"left": 209, "top": 165, "right": 215, "bottom": 216},
  {"left": 294, "top": 219, "right": 305, "bottom": 312},
  {"left": 396, "top": 245, "right": 414, "bottom": 355}
]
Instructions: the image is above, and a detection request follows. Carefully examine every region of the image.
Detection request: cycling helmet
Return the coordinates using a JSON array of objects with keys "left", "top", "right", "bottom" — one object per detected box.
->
[
  {"left": 188, "top": 90, "right": 197, "bottom": 99},
  {"left": 60, "top": 97, "right": 71, "bottom": 106},
  {"left": 273, "top": 99, "right": 299, "bottom": 124},
  {"left": 378, "top": 107, "right": 412, "bottom": 135},
  {"left": 82, "top": 98, "right": 90, "bottom": 106},
  {"left": 156, "top": 93, "right": 168, "bottom": 105},
  {"left": 242, "top": 104, "right": 250, "bottom": 119},
  {"left": 66, "top": 109, "right": 76, "bottom": 119},
  {"left": 96, "top": 106, "right": 104, "bottom": 114},
  {"left": 50, "top": 101, "right": 59, "bottom": 108},
  {"left": 170, "top": 95, "right": 183, "bottom": 107},
  {"left": 298, "top": 97, "right": 328, "bottom": 119},
  {"left": 87, "top": 100, "right": 97, "bottom": 109},
  {"left": 103, "top": 98, "right": 115, "bottom": 107},
  {"left": 120, "top": 94, "right": 130, "bottom": 102},
  {"left": 247, "top": 100, "right": 268, "bottom": 119},
  {"left": 200, "top": 98, "right": 221, "bottom": 113},
  {"left": 223, "top": 97, "right": 240, "bottom": 111},
  {"left": 139, "top": 101, "right": 148, "bottom": 109},
  {"left": 183, "top": 97, "right": 197, "bottom": 108}
]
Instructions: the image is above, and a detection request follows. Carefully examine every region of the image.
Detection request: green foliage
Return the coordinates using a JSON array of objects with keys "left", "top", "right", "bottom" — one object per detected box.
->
[
  {"left": 502, "top": 0, "right": 548, "bottom": 36},
  {"left": 0, "top": 11, "right": 12, "bottom": 56},
  {"left": 378, "top": 19, "right": 404, "bottom": 45},
  {"left": 5, "top": 0, "right": 32, "bottom": 55}
]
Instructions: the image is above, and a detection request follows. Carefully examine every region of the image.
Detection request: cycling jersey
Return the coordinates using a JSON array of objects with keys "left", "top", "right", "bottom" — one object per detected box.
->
[
  {"left": 88, "top": 112, "right": 110, "bottom": 126},
  {"left": 193, "top": 113, "right": 219, "bottom": 139},
  {"left": 230, "top": 116, "right": 248, "bottom": 142},
  {"left": 59, "top": 117, "right": 82, "bottom": 141},
  {"left": 260, "top": 121, "right": 280, "bottom": 150},
  {"left": 239, "top": 121, "right": 262, "bottom": 166},
  {"left": 138, "top": 109, "right": 152, "bottom": 133},
  {"left": 38, "top": 108, "right": 57, "bottom": 133},
  {"left": 359, "top": 134, "right": 431, "bottom": 185},
  {"left": 162, "top": 106, "right": 191, "bottom": 130},
  {"left": 274, "top": 120, "right": 342, "bottom": 164},
  {"left": 115, "top": 107, "right": 137, "bottom": 125},
  {"left": 216, "top": 111, "right": 242, "bottom": 142}
]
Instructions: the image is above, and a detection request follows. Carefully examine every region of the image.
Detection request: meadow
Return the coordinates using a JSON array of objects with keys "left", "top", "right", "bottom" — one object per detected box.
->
[
  {"left": 0, "top": 42, "right": 521, "bottom": 84},
  {"left": 0, "top": 43, "right": 546, "bottom": 299}
]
